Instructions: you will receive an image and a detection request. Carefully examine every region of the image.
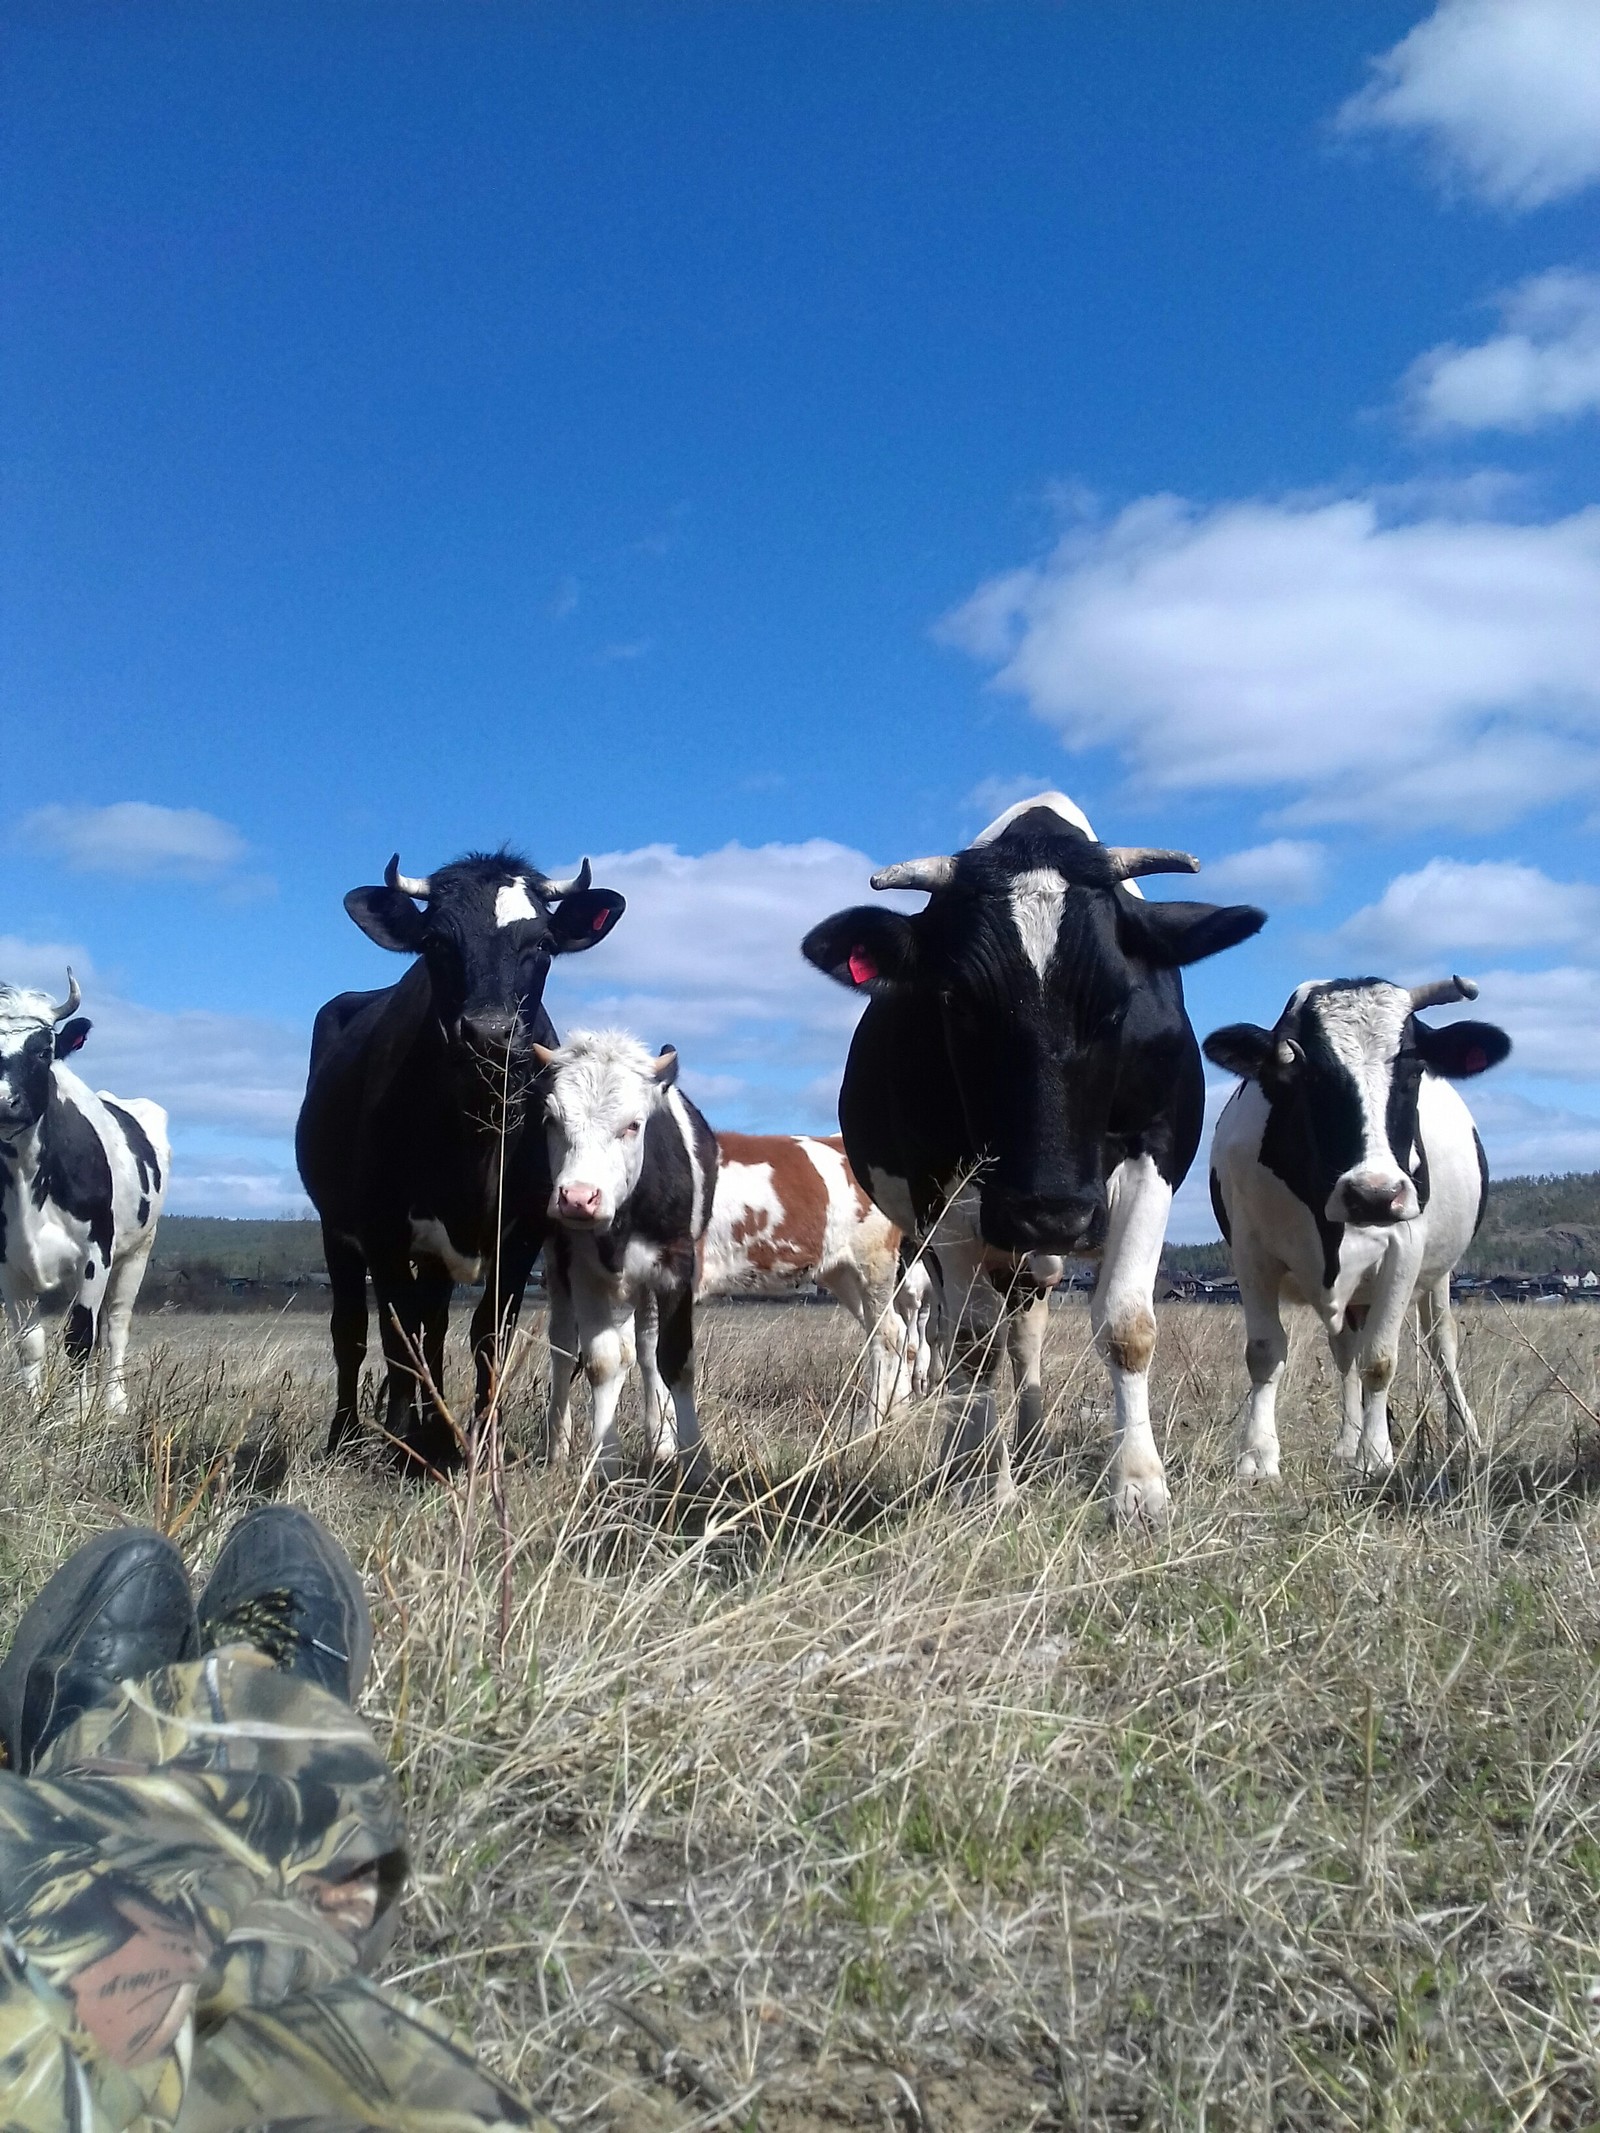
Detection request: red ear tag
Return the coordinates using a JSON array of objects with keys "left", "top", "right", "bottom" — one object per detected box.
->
[
  {"left": 848, "top": 949, "right": 878, "bottom": 986},
  {"left": 592, "top": 906, "right": 610, "bottom": 932},
  {"left": 1465, "top": 1047, "right": 1487, "bottom": 1072}
]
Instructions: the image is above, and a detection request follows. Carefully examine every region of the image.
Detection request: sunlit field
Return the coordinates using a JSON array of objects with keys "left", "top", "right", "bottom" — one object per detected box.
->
[{"left": 4, "top": 1296, "right": 1600, "bottom": 2131}]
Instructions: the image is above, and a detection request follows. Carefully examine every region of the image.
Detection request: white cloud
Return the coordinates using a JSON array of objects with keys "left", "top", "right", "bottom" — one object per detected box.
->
[
  {"left": 1465, "top": 1086, "right": 1600, "bottom": 1176},
  {"left": 547, "top": 839, "right": 915, "bottom": 1134},
  {"left": 17, "top": 802, "right": 249, "bottom": 880},
  {"left": 941, "top": 493, "right": 1600, "bottom": 830},
  {"left": 1336, "top": 859, "right": 1600, "bottom": 965},
  {"left": 1407, "top": 269, "right": 1600, "bottom": 432},
  {"left": 163, "top": 1156, "right": 311, "bottom": 1219},
  {"left": 1454, "top": 965, "right": 1600, "bottom": 1080},
  {"left": 1339, "top": 0, "right": 1600, "bottom": 210},
  {"left": 1203, "top": 840, "right": 1326, "bottom": 906}
]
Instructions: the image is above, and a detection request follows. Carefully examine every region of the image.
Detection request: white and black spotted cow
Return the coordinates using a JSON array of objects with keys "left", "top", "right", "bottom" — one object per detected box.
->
[
  {"left": 802, "top": 792, "right": 1265, "bottom": 1520},
  {"left": 1205, "top": 976, "right": 1510, "bottom": 1481},
  {"left": 535, "top": 1030, "right": 719, "bottom": 1487},
  {"left": 0, "top": 974, "right": 169, "bottom": 1414}
]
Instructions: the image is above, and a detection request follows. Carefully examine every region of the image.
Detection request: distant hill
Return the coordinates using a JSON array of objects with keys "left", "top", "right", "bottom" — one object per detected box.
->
[
  {"left": 142, "top": 1176, "right": 1600, "bottom": 1305},
  {"left": 1165, "top": 1173, "right": 1600, "bottom": 1281}
]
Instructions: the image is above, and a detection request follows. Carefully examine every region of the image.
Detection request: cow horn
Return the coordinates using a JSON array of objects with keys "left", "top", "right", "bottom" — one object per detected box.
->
[
  {"left": 538, "top": 858, "right": 592, "bottom": 898},
  {"left": 50, "top": 969, "right": 81, "bottom": 1022},
  {"left": 531, "top": 1041, "right": 559, "bottom": 1069},
  {"left": 1408, "top": 974, "right": 1479, "bottom": 1011},
  {"left": 384, "top": 854, "right": 432, "bottom": 900},
  {"left": 1103, "top": 847, "right": 1201, "bottom": 880},
  {"left": 869, "top": 855, "right": 958, "bottom": 892}
]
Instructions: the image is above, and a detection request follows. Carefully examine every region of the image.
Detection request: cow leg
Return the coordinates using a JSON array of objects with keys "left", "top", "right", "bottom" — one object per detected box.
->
[
  {"left": 1328, "top": 1313, "right": 1366, "bottom": 1466},
  {"left": 468, "top": 1223, "right": 545, "bottom": 1423},
  {"left": 415, "top": 1265, "right": 456, "bottom": 1455},
  {"left": 1091, "top": 1154, "right": 1172, "bottom": 1525},
  {"left": 933, "top": 1237, "right": 1011, "bottom": 1501},
  {"left": 635, "top": 1291, "right": 679, "bottom": 1462},
  {"left": 1008, "top": 1290, "right": 1050, "bottom": 1474},
  {"left": 323, "top": 1227, "right": 370, "bottom": 1454},
  {"left": 654, "top": 1283, "right": 711, "bottom": 1490},
  {"left": 570, "top": 1280, "right": 635, "bottom": 1486},
  {"left": 5, "top": 1294, "right": 49, "bottom": 1405},
  {"left": 1234, "top": 1250, "right": 1288, "bottom": 1482},
  {"left": 95, "top": 1238, "right": 156, "bottom": 1416},
  {"left": 1419, "top": 1274, "right": 1480, "bottom": 1456},
  {"left": 542, "top": 1241, "right": 582, "bottom": 1461},
  {"left": 823, "top": 1264, "right": 902, "bottom": 1433},
  {"left": 370, "top": 1261, "right": 447, "bottom": 1477}
]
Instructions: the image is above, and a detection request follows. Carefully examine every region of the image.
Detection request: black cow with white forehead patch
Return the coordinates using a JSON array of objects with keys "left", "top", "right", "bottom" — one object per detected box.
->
[
  {"left": 296, "top": 848, "right": 625, "bottom": 1474},
  {"left": 803, "top": 791, "right": 1265, "bottom": 1522},
  {"left": 0, "top": 972, "right": 168, "bottom": 1414},
  {"left": 1206, "top": 975, "right": 1510, "bottom": 1483}
]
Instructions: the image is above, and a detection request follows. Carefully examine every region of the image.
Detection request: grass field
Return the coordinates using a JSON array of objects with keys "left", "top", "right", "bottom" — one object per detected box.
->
[{"left": 4, "top": 1296, "right": 1600, "bottom": 2130}]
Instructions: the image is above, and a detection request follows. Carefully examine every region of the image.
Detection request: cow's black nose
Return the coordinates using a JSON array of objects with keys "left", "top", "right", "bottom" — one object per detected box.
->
[
  {"left": 459, "top": 1011, "right": 519, "bottom": 1055},
  {"left": 982, "top": 1187, "right": 1105, "bottom": 1255}
]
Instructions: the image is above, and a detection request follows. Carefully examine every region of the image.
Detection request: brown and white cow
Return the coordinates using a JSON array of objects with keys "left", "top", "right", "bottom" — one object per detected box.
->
[{"left": 700, "top": 1132, "right": 926, "bottom": 1424}]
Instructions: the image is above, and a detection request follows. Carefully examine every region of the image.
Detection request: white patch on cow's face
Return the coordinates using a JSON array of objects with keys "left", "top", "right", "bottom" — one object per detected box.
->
[
  {"left": 544, "top": 1030, "right": 665, "bottom": 1230},
  {"left": 1307, "top": 983, "right": 1421, "bottom": 1224},
  {"left": 494, "top": 878, "right": 540, "bottom": 928},
  {"left": 1008, "top": 868, "right": 1066, "bottom": 982}
]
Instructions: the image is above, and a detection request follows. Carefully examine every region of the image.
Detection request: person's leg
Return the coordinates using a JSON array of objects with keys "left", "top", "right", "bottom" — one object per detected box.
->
[{"left": 0, "top": 1514, "right": 550, "bottom": 2132}]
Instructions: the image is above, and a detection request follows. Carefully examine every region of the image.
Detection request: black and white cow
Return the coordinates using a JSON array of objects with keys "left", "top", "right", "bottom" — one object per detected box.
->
[
  {"left": 534, "top": 1030, "right": 718, "bottom": 1487},
  {"left": 295, "top": 850, "right": 624, "bottom": 1474},
  {"left": 0, "top": 974, "right": 169, "bottom": 1413},
  {"left": 1205, "top": 975, "right": 1510, "bottom": 1480},
  {"left": 802, "top": 792, "right": 1265, "bottom": 1520}
]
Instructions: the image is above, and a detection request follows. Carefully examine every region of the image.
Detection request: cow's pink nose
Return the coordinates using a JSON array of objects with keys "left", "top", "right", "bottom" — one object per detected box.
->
[{"left": 558, "top": 1182, "right": 602, "bottom": 1220}]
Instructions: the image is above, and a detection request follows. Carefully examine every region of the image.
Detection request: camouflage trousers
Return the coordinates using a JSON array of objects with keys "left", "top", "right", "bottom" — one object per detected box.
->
[{"left": 0, "top": 1648, "right": 550, "bottom": 2133}]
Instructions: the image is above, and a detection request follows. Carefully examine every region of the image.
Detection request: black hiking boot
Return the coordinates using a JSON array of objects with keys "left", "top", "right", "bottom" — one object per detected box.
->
[
  {"left": 196, "top": 1505, "right": 372, "bottom": 1704},
  {"left": 0, "top": 1526, "right": 199, "bottom": 1773}
]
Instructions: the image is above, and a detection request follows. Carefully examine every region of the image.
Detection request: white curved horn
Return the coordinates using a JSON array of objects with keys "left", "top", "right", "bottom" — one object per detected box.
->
[
  {"left": 1408, "top": 974, "right": 1478, "bottom": 1011},
  {"left": 384, "top": 854, "right": 433, "bottom": 900},
  {"left": 869, "top": 855, "right": 957, "bottom": 893},
  {"left": 50, "top": 968, "right": 81, "bottom": 1022},
  {"left": 539, "top": 857, "right": 592, "bottom": 898},
  {"left": 1104, "top": 847, "right": 1201, "bottom": 880}
]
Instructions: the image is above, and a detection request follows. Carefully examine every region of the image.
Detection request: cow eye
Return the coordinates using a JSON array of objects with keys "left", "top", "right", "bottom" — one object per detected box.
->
[{"left": 618, "top": 1120, "right": 640, "bottom": 1140}]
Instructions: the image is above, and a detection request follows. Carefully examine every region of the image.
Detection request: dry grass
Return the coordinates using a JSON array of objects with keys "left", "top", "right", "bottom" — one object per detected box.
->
[{"left": 5, "top": 1295, "right": 1600, "bottom": 2130}]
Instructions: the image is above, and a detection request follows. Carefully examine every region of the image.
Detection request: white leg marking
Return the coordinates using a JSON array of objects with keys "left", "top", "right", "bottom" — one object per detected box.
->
[{"left": 1091, "top": 1154, "right": 1172, "bottom": 1525}]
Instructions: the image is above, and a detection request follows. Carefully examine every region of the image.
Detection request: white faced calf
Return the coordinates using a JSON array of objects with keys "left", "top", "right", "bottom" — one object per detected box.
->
[
  {"left": 1206, "top": 976, "right": 1509, "bottom": 1481},
  {"left": 535, "top": 1030, "right": 718, "bottom": 1485}
]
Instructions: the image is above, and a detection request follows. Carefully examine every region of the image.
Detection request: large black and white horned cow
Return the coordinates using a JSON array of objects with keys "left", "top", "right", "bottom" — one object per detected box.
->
[
  {"left": 295, "top": 851, "right": 624, "bottom": 1474},
  {"left": 1205, "top": 975, "right": 1510, "bottom": 1480},
  {"left": 802, "top": 793, "right": 1265, "bottom": 1519},
  {"left": 536, "top": 1030, "right": 719, "bottom": 1485},
  {"left": 0, "top": 974, "right": 168, "bottom": 1413}
]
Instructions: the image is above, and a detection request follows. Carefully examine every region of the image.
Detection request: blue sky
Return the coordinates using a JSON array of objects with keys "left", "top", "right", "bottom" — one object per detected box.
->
[{"left": 4, "top": 0, "right": 1600, "bottom": 1237}]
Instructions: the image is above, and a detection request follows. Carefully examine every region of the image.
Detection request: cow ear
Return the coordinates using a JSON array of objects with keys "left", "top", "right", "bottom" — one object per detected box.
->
[
  {"left": 1202, "top": 1024, "right": 1275, "bottom": 1080},
  {"left": 1118, "top": 898, "right": 1266, "bottom": 969},
  {"left": 344, "top": 886, "right": 427, "bottom": 953},
  {"left": 801, "top": 907, "right": 918, "bottom": 993},
  {"left": 54, "top": 1017, "right": 92, "bottom": 1059},
  {"left": 1412, "top": 1017, "right": 1511, "bottom": 1079},
  {"left": 549, "top": 888, "right": 625, "bottom": 953}
]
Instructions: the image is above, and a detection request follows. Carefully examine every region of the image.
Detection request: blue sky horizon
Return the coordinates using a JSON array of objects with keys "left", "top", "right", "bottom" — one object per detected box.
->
[{"left": 5, "top": 0, "right": 1600, "bottom": 1240}]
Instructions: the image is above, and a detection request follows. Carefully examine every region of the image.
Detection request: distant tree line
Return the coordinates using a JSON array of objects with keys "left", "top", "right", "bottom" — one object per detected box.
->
[{"left": 144, "top": 1177, "right": 1600, "bottom": 1309}]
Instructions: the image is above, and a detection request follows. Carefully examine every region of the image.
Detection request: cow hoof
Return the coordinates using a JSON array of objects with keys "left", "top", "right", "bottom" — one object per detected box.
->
[
  {"left": 1235, "top": 1452, "right": 1281, "bottom": 1485},
  {"left": 1109, "top": 1473, "right": 1169, "bottom": 1528}
]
